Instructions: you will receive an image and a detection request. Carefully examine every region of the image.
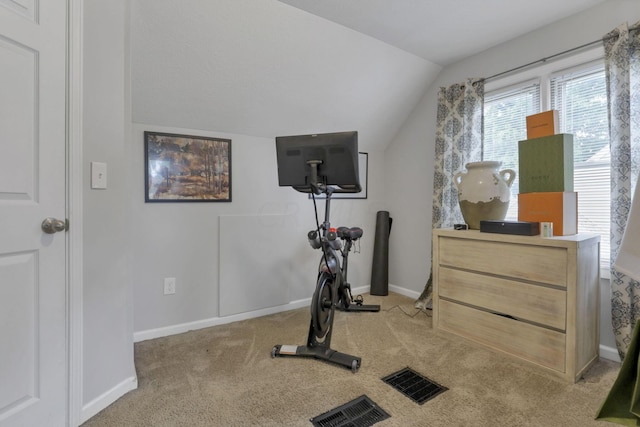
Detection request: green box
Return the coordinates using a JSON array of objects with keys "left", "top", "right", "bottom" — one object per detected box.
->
[{"left": 518, "top": 133, "right": 573, "bottom": 193}]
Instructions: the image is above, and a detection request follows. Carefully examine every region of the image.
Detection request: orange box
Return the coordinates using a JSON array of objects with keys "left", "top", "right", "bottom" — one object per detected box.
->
[
  {"left": 518, "top": 191, "right": 577, "bottom": 236},
  {"left": 526, "top": 110, "right": 559, "bottom": 139}
]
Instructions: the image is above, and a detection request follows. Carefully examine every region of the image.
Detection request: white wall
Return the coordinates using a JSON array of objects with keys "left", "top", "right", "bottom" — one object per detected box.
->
[
  {"left": 81, "top": 0, "right": 136, "bottom": 420},
  {"left": 386, "top": 0, "right": 640, "bottom": 357},
  {"left": 128, "top": 0, "right": 440, "bottom": 337},
  {"left": 130, "top": 0, "right": 441, "bottom": 153},
  {"left": 130, "top": 123, "right": 390, "bottom": 336}
]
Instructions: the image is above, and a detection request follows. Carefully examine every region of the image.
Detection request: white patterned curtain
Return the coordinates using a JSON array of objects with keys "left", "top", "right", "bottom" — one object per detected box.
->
[
  {"left": 431, "top": 79, "right": 485, "bottom": 228},
  {"left": 416, "top": 79, "right": 484, "bottom": 307},
  {"left": 604, "top": 21, "right": 640, "bottom": 358}
]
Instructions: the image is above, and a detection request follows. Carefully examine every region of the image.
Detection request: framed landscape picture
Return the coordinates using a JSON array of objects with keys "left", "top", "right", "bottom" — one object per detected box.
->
[{"left": 145, "top": 131, "right": 232, "bottom": 202}]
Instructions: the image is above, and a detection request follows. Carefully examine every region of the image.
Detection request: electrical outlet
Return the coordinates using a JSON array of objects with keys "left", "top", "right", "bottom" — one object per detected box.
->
[{"left": 164, "top": 277, "right": 176, "bottom": 295}]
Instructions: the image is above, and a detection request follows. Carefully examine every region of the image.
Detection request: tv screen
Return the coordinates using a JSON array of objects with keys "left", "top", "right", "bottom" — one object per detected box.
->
[{"left": 275, "top": 131, "right": 360, "bottom": 193}]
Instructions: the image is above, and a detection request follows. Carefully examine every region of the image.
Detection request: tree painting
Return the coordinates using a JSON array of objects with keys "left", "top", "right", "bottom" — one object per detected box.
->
[{"left": 145, "top": 131, "right": 231, "bottom": 202}]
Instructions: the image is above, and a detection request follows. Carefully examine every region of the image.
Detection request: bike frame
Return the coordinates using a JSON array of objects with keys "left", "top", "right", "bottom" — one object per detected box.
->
[{"left": 271, "top": 161, "right": 374, "bottom": 372}]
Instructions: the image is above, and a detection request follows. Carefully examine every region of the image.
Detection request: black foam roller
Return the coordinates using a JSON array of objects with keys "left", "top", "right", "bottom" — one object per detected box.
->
[{"left": 370, "top": 211, "right": 392, "bottom": 296}]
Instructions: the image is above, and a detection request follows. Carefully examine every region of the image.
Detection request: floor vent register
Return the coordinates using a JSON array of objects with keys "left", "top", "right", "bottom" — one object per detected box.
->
[
  {"left": 310, "top": 395, "right": 390, "bottom": 427},
  {"left": 382, "top": 367, "right": 448, "bottom": 405}
]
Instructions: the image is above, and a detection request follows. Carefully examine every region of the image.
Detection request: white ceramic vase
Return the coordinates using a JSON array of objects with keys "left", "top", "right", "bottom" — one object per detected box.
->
[{"left": 453, "top": 161, "right": 516, "bottom": 230}]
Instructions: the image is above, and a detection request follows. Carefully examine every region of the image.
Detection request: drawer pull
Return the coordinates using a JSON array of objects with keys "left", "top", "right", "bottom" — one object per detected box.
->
[{"left": 494, "top": 312, "right": 518, "bottom": 321}]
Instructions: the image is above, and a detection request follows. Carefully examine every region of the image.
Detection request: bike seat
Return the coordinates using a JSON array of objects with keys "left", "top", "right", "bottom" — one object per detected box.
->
[{"left": 337, "top": 226, "right": 363, "bottom": 241}]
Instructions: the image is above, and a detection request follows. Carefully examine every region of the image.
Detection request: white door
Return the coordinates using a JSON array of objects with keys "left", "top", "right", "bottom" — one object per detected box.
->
[{"left": 0, "top": 1, "right": 68, "bottom": 426}]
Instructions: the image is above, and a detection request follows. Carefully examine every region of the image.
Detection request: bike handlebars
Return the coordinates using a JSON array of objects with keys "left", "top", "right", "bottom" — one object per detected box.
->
[{"left": 293, "top": 183, "right": 362, "bottom": 195}]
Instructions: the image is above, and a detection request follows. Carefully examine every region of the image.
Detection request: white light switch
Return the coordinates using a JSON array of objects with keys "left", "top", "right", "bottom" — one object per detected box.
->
[{"left": 91, "top": 162, "right": 107, "bottom": 189}]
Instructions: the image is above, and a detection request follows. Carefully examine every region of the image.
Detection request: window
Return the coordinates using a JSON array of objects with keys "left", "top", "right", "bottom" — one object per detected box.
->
[{"left": 483, "top": 48, "right": 610, "bottom": 275}]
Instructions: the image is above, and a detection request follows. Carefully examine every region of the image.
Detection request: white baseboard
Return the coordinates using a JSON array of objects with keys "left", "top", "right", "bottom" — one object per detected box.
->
[
  {"left": 133, "top": 284, "right": 417, "bottom": 342},
  {"left": 134, "top": 298, "right": 313, "bottom": 342},
  {"left": 388, "top": 284, "right": 421, "bottom": 300},
  {"left": 80, "top": 375, "right": 138, "bottom": 424},
  {"left": 599, "top": 344, "right": 621, "bottom": 363}
]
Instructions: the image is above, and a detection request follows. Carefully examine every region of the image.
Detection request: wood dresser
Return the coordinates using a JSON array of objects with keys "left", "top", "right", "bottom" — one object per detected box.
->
[{"left": 432, "top": 228, "right": 600, "bottom": 382}]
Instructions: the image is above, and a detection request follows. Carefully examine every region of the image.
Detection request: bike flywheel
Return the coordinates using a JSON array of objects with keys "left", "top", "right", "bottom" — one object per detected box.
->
[{"left": 311, "top": 272, "right": 335, "bottom": 339}]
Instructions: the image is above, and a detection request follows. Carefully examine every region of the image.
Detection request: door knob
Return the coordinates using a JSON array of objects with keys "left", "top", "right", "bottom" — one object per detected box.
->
[{"left": 42, "top": 217, "right": 67, "bottom": 234}]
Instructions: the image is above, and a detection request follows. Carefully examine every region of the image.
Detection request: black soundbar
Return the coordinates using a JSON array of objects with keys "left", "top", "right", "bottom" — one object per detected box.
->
[{"left": 479, "top": 220, "right": 540, "bottom": 236}]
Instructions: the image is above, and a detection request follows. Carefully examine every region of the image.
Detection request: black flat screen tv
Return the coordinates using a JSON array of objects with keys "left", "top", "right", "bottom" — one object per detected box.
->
[{"left": 275, "top": 131, "right": 361, "bottom": 193}]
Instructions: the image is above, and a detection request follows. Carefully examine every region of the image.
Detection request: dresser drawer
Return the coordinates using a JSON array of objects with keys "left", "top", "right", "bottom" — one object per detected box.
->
[
  {"left": 438, "top": 299, "right": 566, "bottom": 372},
  {"left": 437, "top": 236, "right": 568, "bottom": 287},
  {"left": 438, "top": 267, "right": 566, "bottom": 330}
]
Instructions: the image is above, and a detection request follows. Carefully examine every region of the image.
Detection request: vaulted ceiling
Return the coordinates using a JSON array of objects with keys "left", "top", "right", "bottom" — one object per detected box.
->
[
  {"left": 277, "top": 0, "right": 608, "bottom": 65},
  {"left": 131, "top": 0, "right": 607, "bottom": 151}
]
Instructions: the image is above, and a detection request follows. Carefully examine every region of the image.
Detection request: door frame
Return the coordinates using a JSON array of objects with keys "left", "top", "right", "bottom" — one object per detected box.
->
[{"left": 67, "top": 0, "right": 83, "bottom": 425}]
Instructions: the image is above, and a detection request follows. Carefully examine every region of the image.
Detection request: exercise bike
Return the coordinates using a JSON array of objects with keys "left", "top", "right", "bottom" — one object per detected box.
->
[{"left": 271, "top": 160, "right": 378, "bottom": 373}]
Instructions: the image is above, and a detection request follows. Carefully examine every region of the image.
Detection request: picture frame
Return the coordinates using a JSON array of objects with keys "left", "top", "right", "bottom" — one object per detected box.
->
[
  {"left": 310, "top": 152, "right": 368, "bottom": 200},
  {"left": 144, "top": 131, "right": 232, "bottom": 202}
]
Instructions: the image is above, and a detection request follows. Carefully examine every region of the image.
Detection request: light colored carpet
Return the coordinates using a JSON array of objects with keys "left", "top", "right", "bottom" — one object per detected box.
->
[{"left": 82, "top": 292, "right": 620, "bottom": 427}]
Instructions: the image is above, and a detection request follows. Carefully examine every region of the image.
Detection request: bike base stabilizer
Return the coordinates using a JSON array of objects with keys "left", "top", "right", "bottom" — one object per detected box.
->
[{"left": 271, "top": 344, "right": 361, "bottom": 373}]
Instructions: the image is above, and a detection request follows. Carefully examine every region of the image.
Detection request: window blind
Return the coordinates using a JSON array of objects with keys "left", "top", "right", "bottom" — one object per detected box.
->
[
  {"left": 551, "top": 64, "right": 610, "bottom": 271},
  {"left": 484, "top": 82, "right": 540, "bottom": 220}
]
